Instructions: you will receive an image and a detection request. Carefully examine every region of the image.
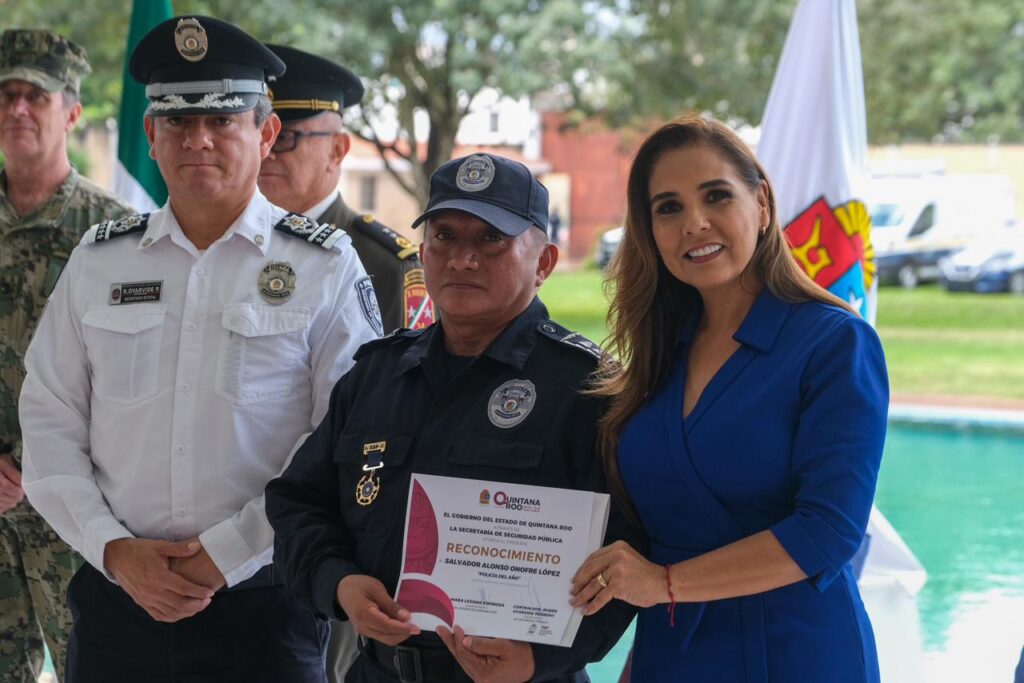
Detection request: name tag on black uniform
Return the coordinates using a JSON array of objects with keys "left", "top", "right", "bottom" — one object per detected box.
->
[{"left": 109, "top": 281, "right": 163, "bottom": 305}]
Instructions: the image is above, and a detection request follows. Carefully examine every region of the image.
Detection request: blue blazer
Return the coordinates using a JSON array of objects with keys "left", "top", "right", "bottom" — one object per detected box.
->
[{"left": 619, "top": 289, "right": 888, "bottom": 683}]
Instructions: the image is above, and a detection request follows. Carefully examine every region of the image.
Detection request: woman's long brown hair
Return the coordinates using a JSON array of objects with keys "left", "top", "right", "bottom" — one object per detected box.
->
[{"left": 591, "top": 114, "right": 854, "bottom": 519}]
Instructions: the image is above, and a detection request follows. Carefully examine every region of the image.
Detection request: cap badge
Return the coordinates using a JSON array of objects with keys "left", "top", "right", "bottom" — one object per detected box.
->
[
  {"left": 258, "top": 261, "right": 296, "bottom": 305},
  {"left": 488, "top": 379, "right": 537, "bottom": 429},
  {"left": 174, "top": 18, "right": 209, "bottom": 63},
  {"left": 455, "top": 154, "right": 495, "bottom": 193}
]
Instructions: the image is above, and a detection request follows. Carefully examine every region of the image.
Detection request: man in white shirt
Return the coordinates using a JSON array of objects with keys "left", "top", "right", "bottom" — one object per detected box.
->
[{"left": 18, "top": 16, "right": 380, "bottom": 683}]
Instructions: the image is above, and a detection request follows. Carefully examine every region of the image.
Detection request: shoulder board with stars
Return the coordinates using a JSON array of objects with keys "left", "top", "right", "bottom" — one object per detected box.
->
[
  {"left": 274, "top": 212, "right": 349, "bottom": 251},
  {"left": 355, "top": 214, "right": 419, "bottom": 260},
  {"left": 353, "top": 327, "right": 425, "bottom": 361},
  {"left": 84, "top": 214, "right": 150, "bottom": 244},
  {"left": 536, "top": 320, "right": 604, "bottom": 362}
]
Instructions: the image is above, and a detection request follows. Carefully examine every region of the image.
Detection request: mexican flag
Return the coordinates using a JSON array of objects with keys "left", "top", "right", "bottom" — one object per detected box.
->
[{"left": 113, "top": 0, "right": 173, "bottom": 211}]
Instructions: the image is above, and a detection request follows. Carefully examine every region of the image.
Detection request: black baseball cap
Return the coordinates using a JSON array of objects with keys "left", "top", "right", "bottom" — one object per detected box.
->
[
  {"left": 412, "top": 154, "right": 549, "bottom": 236},
  {"left": 265, "top": 44, "right": 363, "bottom": 122},
  {"left": 130, "top": 16, "right": 285, "bottom": 116}
]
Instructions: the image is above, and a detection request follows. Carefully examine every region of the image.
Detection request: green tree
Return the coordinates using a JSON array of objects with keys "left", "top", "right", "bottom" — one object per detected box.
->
[
  {"left": 611, "top": 0, "right": 1024, "bottom": 144},
  {"left": 601, "top": 0, "right": 795, "bottom": 127},
  {"left": 858, "top": 0, "right": 1024, "bottom": 143},
  {"left": 5, "top": 0, "right": 631, "bottom": 204},
  {"left": 222, "top": 0, "right": 628, "bottom": 205},
  {"left": 4, "top": 0, "right": 1022, "bottom": 178}
]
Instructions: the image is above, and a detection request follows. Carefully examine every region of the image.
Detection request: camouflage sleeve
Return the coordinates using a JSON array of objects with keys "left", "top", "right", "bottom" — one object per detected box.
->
[{"left": 19, "top": 249, "right": 135, "bottom": 571}]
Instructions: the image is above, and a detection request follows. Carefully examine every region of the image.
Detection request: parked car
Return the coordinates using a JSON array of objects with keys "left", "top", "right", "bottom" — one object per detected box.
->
[
  {"left": 596, "top": 226, "right": 623, "bottom": 268},
  {"left": 938, "top": 236, "right": 1024, "bottom": 295},
  {"left": 869, "top": 174, "right": 1017, "bottom": 289}
]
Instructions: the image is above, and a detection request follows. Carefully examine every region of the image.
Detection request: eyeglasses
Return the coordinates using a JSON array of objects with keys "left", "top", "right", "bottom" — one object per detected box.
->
[{"left": 271, "top": 129, "right": 336, "bottom": 153}]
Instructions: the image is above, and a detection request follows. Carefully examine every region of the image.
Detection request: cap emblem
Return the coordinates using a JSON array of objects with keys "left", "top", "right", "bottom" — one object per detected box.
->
[
  {"left": 455, "top": 155, "right": 495, "bottom": 193},
  {"left": 174, "top": 18, "right": 209, "bottom": 63}
]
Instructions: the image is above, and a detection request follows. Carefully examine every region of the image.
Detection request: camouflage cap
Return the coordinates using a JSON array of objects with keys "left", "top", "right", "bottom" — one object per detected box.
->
[{"left": 0, "top": 29, "right": 91, "bottom": 94}]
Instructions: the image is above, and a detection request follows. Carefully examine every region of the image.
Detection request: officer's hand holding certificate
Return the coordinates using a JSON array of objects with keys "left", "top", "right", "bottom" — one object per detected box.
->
[{"left": 394, "top": 474, "right": 610, "bottom": 647}]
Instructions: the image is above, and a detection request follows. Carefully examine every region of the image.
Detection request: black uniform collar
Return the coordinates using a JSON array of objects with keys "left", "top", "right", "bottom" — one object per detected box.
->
[{"left": 397, "top": 296, "right": 548, "bottom": 376}]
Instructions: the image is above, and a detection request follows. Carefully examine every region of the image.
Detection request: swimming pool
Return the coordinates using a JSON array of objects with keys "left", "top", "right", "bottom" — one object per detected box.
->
[{"left": 586, "top": 415, "right": 1024, "bottom": 682}]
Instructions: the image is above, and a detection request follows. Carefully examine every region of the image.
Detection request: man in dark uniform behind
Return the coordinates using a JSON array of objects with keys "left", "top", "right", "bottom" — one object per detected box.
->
[
  {"left": 267, "top": 153, "right": 642, "bottom": 682},
  {"left": 259, "top": 44, "right": 434, "bottom": 335}
]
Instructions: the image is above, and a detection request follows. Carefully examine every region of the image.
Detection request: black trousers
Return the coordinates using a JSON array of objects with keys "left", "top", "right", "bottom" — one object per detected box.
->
[{"left": 65, "top": 563, "right": 328, "bottom": 683}]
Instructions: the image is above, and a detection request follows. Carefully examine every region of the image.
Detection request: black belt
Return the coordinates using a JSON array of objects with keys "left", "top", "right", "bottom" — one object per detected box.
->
[
  {"left": 361, "top": 637, "right": 457, "bottom": 683},
  {"left": 219, "top": 564, "right": 279, "bottom": 593}
]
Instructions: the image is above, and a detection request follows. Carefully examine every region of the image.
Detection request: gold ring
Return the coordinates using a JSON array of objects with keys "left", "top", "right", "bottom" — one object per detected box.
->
[{"left": 597, "top": 573, "right": 608, "bottom": 589}]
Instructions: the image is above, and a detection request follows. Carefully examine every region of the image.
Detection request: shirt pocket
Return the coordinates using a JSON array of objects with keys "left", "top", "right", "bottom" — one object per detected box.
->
[
  {"left": 81, "top": 305, "right": 166, "bottom": 406},
  {"left": 447, "top": 435, "right": 545, "bottom": 473},
  {"left": 333, "top": 434, "right": 413, "bottom": 536},
  {"left": 215, "top": 302, "right": 311, "bottom": 406}
]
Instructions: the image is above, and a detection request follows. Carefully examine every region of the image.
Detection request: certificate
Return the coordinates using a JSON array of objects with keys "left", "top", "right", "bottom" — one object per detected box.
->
[{"left": 395, "top": 473, "right": 609, "bottom": 647}]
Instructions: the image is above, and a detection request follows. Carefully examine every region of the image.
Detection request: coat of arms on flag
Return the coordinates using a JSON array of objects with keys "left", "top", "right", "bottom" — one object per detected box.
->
[{"left": 785, "top": 196, "right": 875, "bottom": 316}]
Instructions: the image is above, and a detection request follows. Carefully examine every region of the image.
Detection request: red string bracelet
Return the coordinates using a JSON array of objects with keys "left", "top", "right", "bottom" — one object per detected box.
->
[{"left": 664, "top": 564, "right": 676, "bottom": 627}]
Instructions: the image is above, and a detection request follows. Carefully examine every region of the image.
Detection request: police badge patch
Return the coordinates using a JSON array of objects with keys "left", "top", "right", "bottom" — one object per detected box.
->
[
  {"left": 488, "top": 380, "right": 537, "bottom": 429},
  {"left": 258, "top": 261, "right": 296, "bottom": 304},
  {"left": 356, "top": 277, "right": 384, "bottom": 337},
  {"left": 455, "top": 155, "right": 496, "bottom": 192}
]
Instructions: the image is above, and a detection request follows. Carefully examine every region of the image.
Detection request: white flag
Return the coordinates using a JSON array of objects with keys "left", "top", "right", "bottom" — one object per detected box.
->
[
  {"left": 758, "top": 0, "right": 876, "bottom": 322},
  {"left": 759, "top": 3, "right": 926, "bottom": 681}
]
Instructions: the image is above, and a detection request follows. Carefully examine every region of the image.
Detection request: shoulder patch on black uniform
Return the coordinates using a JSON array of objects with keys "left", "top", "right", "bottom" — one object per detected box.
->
[
  {"left": 274, "top": 212, "right": 348, "bottom": 250},
  {"left": 354, "top": 214, "right": 419, "bottom": 260},
  {"left": 353, "top": 327, "right": 425, "bottom": 361},
  {"left": 85, "top": 213, "right": 150, "bottom": 244},
  {"left": 537, "top": 320, "right": 604, "bottom": 362}
]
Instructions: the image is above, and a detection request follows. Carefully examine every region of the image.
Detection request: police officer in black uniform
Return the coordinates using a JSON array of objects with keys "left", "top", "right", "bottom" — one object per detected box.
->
[
  {"left": 259, "top": 44, "right": 434, "bottom": 335},
  {"left": 266, "top": 153, "right": 642, "bottom": 682}
]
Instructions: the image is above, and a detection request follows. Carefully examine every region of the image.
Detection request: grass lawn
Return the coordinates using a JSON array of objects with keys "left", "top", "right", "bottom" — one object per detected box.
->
[{"left": 540, "top": 268, "right": 1024, "bottom": 401}]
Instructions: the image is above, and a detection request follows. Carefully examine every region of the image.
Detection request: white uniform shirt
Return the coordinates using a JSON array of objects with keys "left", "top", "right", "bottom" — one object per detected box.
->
[{"left": 20, "top": 191, "right": 380, "bottom": 586}]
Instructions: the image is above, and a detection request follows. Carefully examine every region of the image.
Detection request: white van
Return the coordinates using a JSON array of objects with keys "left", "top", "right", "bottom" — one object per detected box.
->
[{"left": 868, "top": 174, "right": 1017, "bottom": 288}]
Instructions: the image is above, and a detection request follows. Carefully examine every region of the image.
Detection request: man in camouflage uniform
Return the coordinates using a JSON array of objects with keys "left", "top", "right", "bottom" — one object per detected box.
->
[{"left": 0, "top": 29, "right": 132, "bottom": 682}]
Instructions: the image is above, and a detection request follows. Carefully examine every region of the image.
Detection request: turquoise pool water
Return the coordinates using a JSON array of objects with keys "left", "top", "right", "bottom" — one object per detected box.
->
[
  {"left": 586, "top": 419, "right": 1024, "bottom": 682},
  {"left": 42, "top": 419, "right": 1024, "bottom": 681}
]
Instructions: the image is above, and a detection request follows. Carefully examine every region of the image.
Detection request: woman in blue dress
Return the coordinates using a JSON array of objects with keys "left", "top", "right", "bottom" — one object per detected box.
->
[{"left": 570, "top": 115, "right": 888, "bottom": 682}]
